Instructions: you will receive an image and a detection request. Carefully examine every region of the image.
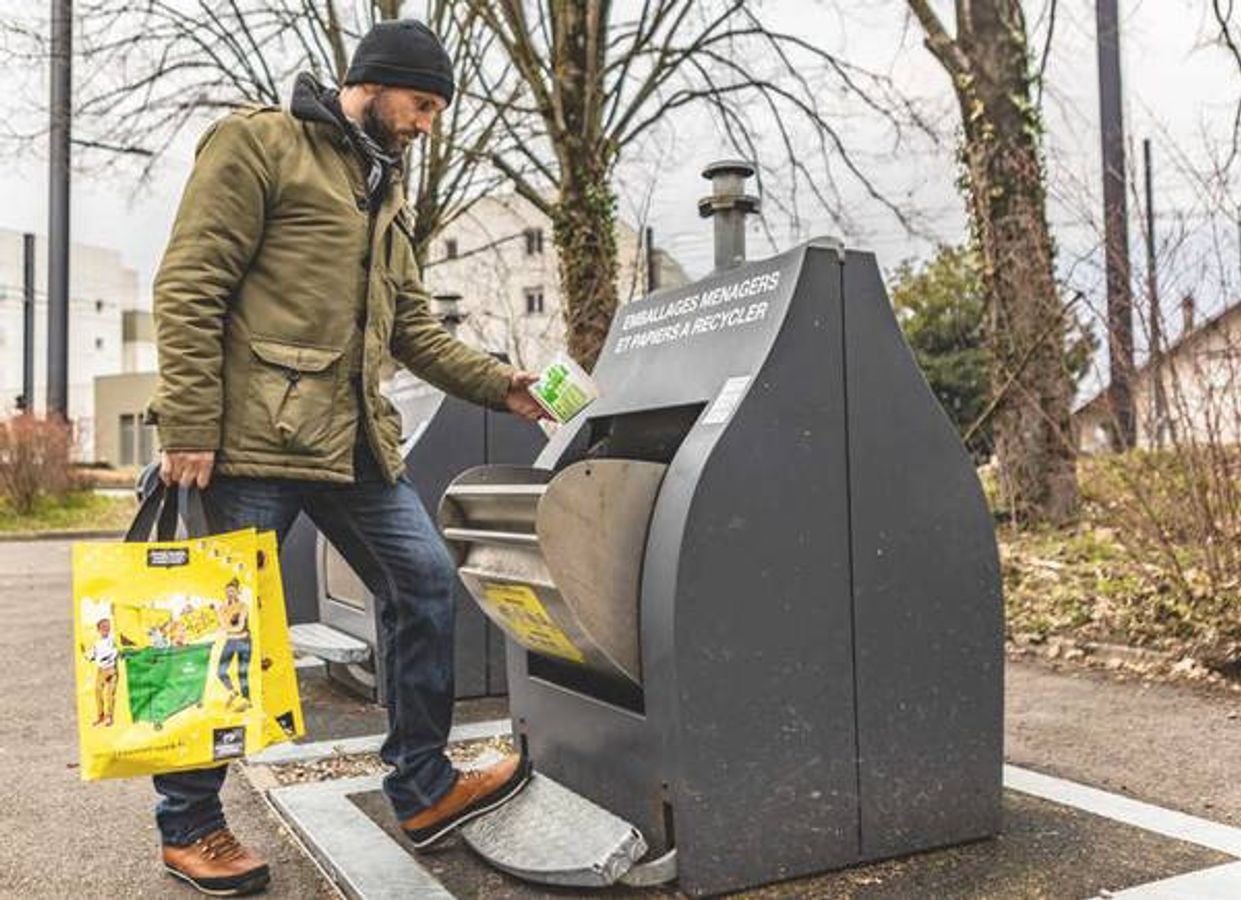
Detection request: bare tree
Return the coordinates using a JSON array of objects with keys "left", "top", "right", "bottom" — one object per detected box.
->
[
  {"left": 456, "top": 0, "right": 928, "bottom": 370},
  {"left": 1, "top": 0, "right": 514, "bottom": 267},
  {"left": 1210, "top": 0, "right": 1241, "bottom": 171},
  {"left": 905, "top": 0, "right": 1079, "bottom": 524}
]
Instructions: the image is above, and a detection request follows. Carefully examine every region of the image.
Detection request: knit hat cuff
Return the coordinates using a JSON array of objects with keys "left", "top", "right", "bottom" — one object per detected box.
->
[{"left": 344, "top": 62, "right": 454, "bottom": 105}]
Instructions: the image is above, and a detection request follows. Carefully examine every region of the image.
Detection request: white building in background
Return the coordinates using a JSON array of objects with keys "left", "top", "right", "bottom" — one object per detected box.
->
[
  {"left": 1074, "top": 295, "right": 1241, "bottom": 452},
  {"left": 423, "top": 193, "right": 689, "bottom": 370},
  {"left": 0, "top": 228, "right": 143, "bottom": 461}
]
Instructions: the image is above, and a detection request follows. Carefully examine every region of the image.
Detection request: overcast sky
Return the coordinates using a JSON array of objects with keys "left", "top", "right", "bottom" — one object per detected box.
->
[{"left": 2, "top": 0, "right": 1238, "bottom": 368}]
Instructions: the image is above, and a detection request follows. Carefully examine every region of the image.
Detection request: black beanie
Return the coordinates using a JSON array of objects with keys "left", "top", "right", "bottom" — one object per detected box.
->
[{"left": 344, "top": 20, "right": 455, "bottom": 105}]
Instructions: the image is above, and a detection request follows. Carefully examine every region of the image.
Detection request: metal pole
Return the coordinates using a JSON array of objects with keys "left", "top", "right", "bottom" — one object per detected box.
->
[
  {"left": 47, "top": 0, "right": 72, "bottom": 420},
  {"left": 1143, "top": 138, "right": 1166, "bottom": 447},
  {"left": 1097, "top": 0, "right": 1135, "bottom": 450},
  {"left": 645, "top": 226, "right": 657, "bottom": 294},
  {"left": 21, "top": 234, "right": 36, "bottom": 413}
]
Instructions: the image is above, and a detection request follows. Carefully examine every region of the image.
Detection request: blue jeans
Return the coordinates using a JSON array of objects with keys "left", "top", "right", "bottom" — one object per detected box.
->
[
  {"left": 216, "top": 637, "right": 251, "bottom": 699},
  {"left": 153, "top": 453, "right": 458, "bottom": 846}
]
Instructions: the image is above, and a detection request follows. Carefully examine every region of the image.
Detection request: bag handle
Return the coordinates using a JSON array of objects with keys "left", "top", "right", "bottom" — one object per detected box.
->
[{"left": 125, "top": 480, "right": 213, "bottom": 543}]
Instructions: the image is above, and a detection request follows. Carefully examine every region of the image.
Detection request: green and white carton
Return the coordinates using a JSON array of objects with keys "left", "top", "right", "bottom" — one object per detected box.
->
[{"left": 530, "top": 353, "right": 599, "bottom": 423}]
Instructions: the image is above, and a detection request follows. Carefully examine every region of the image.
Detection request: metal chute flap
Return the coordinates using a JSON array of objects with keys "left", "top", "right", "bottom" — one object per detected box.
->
[{"left": 536, "top": 459, "right": 667, "bottom": 683}]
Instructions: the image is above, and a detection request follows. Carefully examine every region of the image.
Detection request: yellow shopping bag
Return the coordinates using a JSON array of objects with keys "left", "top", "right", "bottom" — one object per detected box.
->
[
  {"left": 73, "top": 486, "right": 268, "bottom": 780},
  {"left": 254, "top": 530, "right": 305, "bottom": 748}
]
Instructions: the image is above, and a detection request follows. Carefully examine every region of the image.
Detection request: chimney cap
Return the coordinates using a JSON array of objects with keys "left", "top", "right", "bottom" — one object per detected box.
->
[{"left": 701, "top": 159, "right": 756, "bottom": 180}]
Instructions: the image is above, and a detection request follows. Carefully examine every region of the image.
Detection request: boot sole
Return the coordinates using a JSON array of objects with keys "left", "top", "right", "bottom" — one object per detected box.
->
[
  {"left": 404, "top": 756, "right": 533, "bottom": 850},
  {"left": 164, "top": 862, "right": 271, "bottom": 896}
]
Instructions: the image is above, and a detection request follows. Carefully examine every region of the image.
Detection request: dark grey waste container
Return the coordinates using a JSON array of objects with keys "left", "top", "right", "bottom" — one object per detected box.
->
[
  {"left": 439, "top": 239, "right": 1003, "bottom": 896},
  {"left": 278, "top": 370, "right": 545, "bottom": 703}
]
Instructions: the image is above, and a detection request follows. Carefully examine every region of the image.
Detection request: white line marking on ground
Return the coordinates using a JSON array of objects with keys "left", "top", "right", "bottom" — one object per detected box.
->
[
  {"left": 1004, "top": 765, "right": 1241, "bottom": 857},
  {"left": 1105, "top": 860, "right": 1241, "bottom": 898}
]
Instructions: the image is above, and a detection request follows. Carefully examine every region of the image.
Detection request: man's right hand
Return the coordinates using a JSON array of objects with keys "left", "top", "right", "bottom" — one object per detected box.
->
[{"left": 161, "top": 450, "right": 216, "bottom": 490}]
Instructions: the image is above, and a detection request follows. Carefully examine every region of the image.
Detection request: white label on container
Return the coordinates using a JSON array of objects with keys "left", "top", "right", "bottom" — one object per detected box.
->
[{"left": 702, "top": 376, "right": 752, "bottom": 425}]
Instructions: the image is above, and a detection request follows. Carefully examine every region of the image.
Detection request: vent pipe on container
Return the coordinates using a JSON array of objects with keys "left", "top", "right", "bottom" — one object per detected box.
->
[{"left": 698, "top": 160, "right": 760, "bottom": 271}]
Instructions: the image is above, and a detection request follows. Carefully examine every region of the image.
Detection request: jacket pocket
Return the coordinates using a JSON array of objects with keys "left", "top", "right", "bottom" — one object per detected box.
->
[{"left": 244, "top": 338, "right": 344, "bottom": 454}]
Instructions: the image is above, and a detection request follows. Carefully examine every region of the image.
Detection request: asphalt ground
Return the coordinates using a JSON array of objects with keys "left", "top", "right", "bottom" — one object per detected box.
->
[
  {"left": 1005, "top": 660, "right": 1241, "bottom": 827},
  {"left": 4, "top": 536, "right": 1241, "bottom": 898}
]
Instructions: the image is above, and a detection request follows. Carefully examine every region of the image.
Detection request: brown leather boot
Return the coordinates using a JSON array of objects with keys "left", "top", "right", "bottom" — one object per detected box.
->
[
  {"left": 162, "top": 827, "right": 270, "bottom": 896},
  {"left": 401, "top": 753, "right": 532, "bottom": 849}
]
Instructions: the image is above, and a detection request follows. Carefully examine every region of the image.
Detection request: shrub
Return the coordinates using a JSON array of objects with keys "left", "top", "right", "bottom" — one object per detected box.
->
[{"left": 0, "top": 414, "right": 75, "bottom": 515}]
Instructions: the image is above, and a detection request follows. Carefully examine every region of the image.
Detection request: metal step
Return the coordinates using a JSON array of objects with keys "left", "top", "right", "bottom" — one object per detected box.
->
[
  {"left": 460, "top": 772, "right": 675, "bottom": 888},
  {"left": 290, "top": 623, "right": 371, "bottom": 664}
]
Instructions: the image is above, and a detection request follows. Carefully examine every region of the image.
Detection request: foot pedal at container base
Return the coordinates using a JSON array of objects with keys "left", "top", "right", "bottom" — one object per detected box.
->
[
  {"left": 288, "top": 622, "right": 370, "bottom": 664},
  {"left": 460, "top": 773, "right": 676, "bottom": 888}
]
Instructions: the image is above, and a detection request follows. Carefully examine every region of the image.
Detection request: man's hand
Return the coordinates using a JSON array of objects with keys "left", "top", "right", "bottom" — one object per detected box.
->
[
  {"left": 505, "top": 371, "right": 552, "bottom": 422},
  {"left": 161, "top": 450, "right": 216, "bottom": 489}
]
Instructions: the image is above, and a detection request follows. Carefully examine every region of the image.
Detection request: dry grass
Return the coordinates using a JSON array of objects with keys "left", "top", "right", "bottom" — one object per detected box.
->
[
  {"left": 999, "top": 452, "right": 1241, "bottom": 675},
  {"left": 0, "top": 490, "right": 137, "bottom": 534}
]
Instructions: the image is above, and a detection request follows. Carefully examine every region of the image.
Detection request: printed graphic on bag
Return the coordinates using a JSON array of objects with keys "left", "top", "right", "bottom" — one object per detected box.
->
[
  {"left": 147, "top": 547, "right": 190, "bottom": 568},
  {"left": 213, "top": 726, "right": 247, "bottom": 760},
  {"left": 73, "top": 530, "right": 268, "bottom": 780}
]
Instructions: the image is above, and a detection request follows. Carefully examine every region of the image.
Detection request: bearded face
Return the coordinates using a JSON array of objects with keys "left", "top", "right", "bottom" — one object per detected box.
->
[{"left": 360, "top": 86, "right": 445, "bottom": 153}]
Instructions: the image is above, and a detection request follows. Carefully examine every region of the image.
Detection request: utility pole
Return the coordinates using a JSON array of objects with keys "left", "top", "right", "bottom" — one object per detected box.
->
[
  {"left": 1097, "top": 0, "right": 1135, "bottom": 450},
  {"left": 47, "top": 0, "right": 72, "bottom": 420},
  {"left": 1143, "top": 138, "right": 1166, "bottom": 447},
  {"left": 21, "top": 234, "right": 36, "bottom": 413}
]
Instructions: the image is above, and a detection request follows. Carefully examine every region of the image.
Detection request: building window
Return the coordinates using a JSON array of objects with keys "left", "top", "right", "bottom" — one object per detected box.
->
[
  {"left": 120, "top": 413, "right": 157, "bottom": 466},
  {"left": 139, "top": 418, "right": 156, "bottom": 464},
  {"left": 524, "top": 228, "right": 544, "bottom": 256},
  {"left": 445, "top": 238, "right": 458, "bottom": 260},
  {"left": 119, "top": 413, "right": 136, "bottom": 466},
  {"left": 95, "top": 337, "right": 104, "bottom": 350},
  {"left": 95, "top": 300, "right": 104, "bottom": 313},
  {"left": 524, "top": 287, "right": 545, "bottom": 315}
]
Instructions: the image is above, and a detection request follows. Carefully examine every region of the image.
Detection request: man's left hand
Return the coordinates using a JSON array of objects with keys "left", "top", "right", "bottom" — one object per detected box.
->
[{"left": 505, "top": 371, "right": 551, "bottom": 422}]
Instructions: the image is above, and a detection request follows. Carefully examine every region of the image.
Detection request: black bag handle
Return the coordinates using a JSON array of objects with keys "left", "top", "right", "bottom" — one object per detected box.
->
[{"left": 125, "top": 480, "right": 212, "bottom": 543}]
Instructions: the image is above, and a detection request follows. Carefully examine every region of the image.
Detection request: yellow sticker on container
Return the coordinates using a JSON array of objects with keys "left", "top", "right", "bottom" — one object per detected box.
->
[{"left": 481, "top": 582, "right": 586, "bottom": 664}]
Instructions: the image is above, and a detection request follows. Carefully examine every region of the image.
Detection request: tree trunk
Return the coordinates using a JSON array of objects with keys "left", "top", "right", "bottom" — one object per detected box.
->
[
  {"left": 553, "top": 159, "right": 618, "bottom": 370},
  {"left": 548, "top": 0, "right": 617, "bottom": 370},
  {"left": 953, "top": 2, "right": 1079, "bottom": 524}
]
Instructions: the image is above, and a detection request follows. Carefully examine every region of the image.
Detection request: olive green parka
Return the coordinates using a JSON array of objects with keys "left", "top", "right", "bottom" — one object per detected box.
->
[{"left": 146, "top": 74, "right": 512, "bottom": 483}]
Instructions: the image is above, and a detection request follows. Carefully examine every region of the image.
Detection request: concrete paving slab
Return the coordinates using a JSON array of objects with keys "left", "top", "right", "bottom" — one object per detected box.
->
[{"left": 270, "top": 775, "right": 452, "bottom": 900}]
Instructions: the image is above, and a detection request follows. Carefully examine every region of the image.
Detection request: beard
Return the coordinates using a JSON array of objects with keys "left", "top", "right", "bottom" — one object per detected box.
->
[
  {"left": 361, "top": 102, "right": 400, "bottom": 153},
  {"left": 361, "top": 92, "right": 410, "bottom": 154}
]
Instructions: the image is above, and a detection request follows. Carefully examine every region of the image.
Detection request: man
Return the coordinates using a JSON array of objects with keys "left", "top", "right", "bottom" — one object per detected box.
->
[
  {"left": 146, "top": 19, "right": 544, "bottom": 896},
  {"left": 213, "top": 578, "right": 251, "bottom": 711}
]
